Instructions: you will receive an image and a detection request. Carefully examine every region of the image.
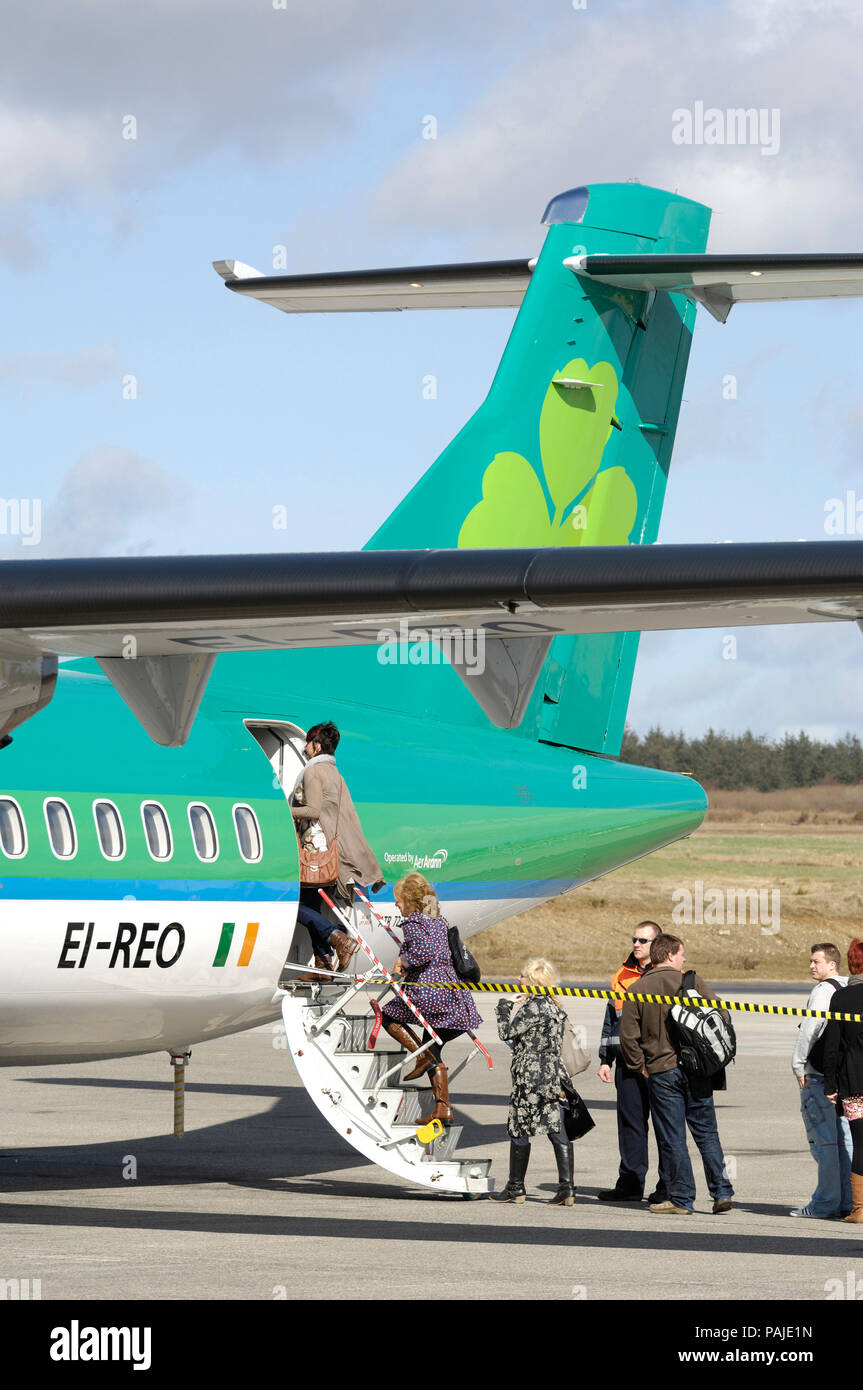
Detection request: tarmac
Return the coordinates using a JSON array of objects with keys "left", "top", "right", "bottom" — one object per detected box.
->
[{"left": 1, "top": 985, "right": 861, "bottom": 1302}]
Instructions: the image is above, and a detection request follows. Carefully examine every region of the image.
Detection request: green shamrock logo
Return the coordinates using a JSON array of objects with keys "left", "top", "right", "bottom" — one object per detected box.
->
[{"left": 458, "top": 358, "right": 637, "bottom": 548}]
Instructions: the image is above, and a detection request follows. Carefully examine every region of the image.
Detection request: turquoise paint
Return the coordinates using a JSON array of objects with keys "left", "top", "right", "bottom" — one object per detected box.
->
[
  {"left": 0, "top": 184, "right": 713, "bottom": 922},
  {"left": 365, "top": 181, "right": 711, "bottom": 756},
  {"left": 0, "top": 647, "right": 707, "bottom": 902}
]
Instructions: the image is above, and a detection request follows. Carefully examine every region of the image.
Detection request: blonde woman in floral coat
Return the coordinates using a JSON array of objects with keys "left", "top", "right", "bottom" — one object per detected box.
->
[
  {"left": 382, "top": 873, "right": 482, "bottom": 1126},
  {"left": 490, "top": 957, "right": 574, "bottom": 1206}
]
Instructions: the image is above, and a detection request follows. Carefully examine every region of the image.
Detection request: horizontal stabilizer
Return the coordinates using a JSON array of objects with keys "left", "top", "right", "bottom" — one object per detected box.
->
[
  {"left": 568, "top": 252, "right": 863, "bottom": 321},
  {"left": 213, "top": 259, "right": 533, "bottom": 313}
]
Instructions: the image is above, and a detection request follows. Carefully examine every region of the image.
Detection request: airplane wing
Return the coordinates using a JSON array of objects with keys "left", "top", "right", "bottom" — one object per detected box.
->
[
  {"left": 0, "top": 540, "right": 861, "bottom": 744},
  {"left": 213, "top": 259, "right": 533, "bottom": 312},
  {"left": 567, "top": 252, "right": 863, "bottom": 322}
]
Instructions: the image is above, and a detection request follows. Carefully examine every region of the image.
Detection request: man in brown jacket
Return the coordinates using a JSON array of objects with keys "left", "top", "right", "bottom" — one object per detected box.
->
[{"left": 620, "top": 933, "right": 734, "bottom": 1216}]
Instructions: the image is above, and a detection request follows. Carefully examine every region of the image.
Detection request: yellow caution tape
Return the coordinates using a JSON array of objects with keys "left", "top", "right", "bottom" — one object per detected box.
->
[{"left": 360, "top": 978, "right": 862, "bottom": 1023}]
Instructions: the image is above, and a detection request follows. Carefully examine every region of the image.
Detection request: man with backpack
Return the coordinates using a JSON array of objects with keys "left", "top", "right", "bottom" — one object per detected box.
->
[
  {"left": 790, "top": 943, "right": 853, "bottom": 1219},
  {"left": 619, "top": 933, "right": 735, "bottom": 1216}
]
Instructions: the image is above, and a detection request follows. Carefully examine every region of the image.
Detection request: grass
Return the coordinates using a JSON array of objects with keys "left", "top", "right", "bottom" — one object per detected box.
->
[{"left": 470, "top": 788, "right": 863, "bottom": 983}]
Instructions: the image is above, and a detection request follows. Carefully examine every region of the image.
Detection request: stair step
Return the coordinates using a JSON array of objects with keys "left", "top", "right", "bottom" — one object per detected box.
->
[
  {"left": 283, "top": 991, "right": 494, "bottom": 1196},
  {"left": 394, "top": 1088, "right": 441, "bottom": 1127},
  {"left": 421, "top": 1126, "right": 463, "bottom": 1162},
  {"left": 335, "top": 1050, "right": 408, "bottom": 1088},
  {"left": 334, "top": 1015, "right": 374, "bottom": 1052},
  {"left": 454, "top": 1157, "right": 493, "bottom": 1181}
]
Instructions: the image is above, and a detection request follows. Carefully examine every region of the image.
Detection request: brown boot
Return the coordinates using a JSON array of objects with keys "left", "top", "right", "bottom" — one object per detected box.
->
[
  {"left": 329, "top": 930, "right": 359, "bottom": 973},
  {"left": 383, "top": 1021, "right": 435, "bottom": 1080},
  {"left": 418, "top": 1064, "right": 453, "bottom": 1126},
  {"left": 845, "top": 1172, "right": 863, "bottom": 1223},
  {"left": 298, "top": 952, "right": 334, "bottom": 982}
]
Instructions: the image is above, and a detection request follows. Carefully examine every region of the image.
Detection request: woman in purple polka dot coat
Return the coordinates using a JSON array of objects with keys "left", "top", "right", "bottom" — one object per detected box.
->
[{"left": 381, "top": 872, "right": 482, "bottom": 1126}]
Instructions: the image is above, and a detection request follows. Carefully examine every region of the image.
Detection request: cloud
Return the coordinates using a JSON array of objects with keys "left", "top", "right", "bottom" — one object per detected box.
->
[
  {"left": 629, "top": 619, "right": 863, "bottom": 740},
  {"left": 368, "top": 0, "right": 863, "bottom": 252},
  {"left": 0, "top": 109, "right": 110, "bottom": 204},
  {"left": 12, "top": 446, "right": 191, "bottom": 558},
  {"left": 0, "top": 342, "right": 121, "bottom": 389},
  {"left": 0, "top": 1, "right": 527, "bottom": 220}
]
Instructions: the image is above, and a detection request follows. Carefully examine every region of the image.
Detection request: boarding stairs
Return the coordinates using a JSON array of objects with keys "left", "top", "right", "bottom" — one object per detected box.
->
[{"left": 278, "top": 891, "right": 494, "bottom": 1196}]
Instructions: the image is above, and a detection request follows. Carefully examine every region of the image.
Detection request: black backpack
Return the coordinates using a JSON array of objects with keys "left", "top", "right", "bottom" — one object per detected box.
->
[
  {"left": 447, "top": 924, "right": 481, "bottom": 986},
  {"left": 806, "top": 978, "right": 841, "bottom": 1074},
  {"left": 669, "top": 970, "right": 737, "bottom": 1079}
]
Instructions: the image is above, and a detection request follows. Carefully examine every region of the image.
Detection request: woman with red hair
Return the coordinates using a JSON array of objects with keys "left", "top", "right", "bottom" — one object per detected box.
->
[{"left": 823, "top": 939, "right": 863, "bottom": 1223}]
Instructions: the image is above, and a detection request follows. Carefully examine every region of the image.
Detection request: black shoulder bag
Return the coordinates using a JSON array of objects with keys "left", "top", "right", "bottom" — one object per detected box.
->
[{"left": 447, "top": 924, "right": 481, "bottom": 985}]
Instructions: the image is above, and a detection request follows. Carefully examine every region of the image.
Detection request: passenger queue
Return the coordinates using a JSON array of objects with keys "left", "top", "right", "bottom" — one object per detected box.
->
[{"left": 290, "top": 719, "right": 863, "bottom": 1215}]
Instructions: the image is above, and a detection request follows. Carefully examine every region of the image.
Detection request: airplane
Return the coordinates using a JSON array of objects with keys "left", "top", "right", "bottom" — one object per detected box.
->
[{"left": 2, "top": 181, "right": 863, "bottom": 1179}]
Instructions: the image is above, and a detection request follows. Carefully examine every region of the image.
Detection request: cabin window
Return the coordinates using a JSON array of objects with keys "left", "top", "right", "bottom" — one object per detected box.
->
[
  {"left": 0, "top": 797, "right": 27, "bottom": 858},
  {"left": 141, "top": 801, "right": 173, "bottom": 861},
  {"left": 45, "top": 798, "right": 76, "bottom": 859},
  {"left": 188, "top": 803, "right": 218, "bottom": 861},
  {"left": 94, "top": 800, "right": 125, "bottom": 860},
  {"left": 233, "top": 804, "right": 262, "bottom": 863}
]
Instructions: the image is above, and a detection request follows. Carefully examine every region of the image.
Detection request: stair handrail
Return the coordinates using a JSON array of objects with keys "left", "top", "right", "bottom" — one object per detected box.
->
[
  {"left": 318, "top": 889, "right": 442, "bottom": 1045},
  {"left": 352, "top": 885, "right": 403, "bottom": 948}
]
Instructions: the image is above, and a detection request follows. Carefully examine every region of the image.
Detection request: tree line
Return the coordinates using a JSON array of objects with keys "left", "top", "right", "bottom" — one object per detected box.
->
[{"left": 619, "top": 726, "right": 863, "bottom": 790}]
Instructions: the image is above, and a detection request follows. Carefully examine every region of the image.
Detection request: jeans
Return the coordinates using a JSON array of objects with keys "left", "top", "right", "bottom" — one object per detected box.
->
[
  {"left": 614, "top": 1061, "right": 667, "bottom": 1196},
  {"left": 296, "top": 903, "right": 337, "bottom": 953},
  {"left": 800, "top": 1073, "right": 853, "bottom": 1215},
  {"left": 647, "top": 1067, "right": 734, "bottom": 1212}
]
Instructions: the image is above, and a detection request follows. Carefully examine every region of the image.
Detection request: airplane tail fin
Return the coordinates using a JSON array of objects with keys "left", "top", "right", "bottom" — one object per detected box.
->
[{"left": 365, "top": 183, "right": 711, "bottom": 755}]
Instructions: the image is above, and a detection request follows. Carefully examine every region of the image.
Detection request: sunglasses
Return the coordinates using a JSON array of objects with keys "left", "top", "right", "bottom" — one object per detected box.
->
[{"left": 632, "top": 936, "right": 651, "bottom": 944}]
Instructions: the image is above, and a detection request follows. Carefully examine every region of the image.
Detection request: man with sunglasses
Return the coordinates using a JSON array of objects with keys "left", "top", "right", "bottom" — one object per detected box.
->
[{"left": 596, "top": 920, "right": 669, "bottom": 1204}]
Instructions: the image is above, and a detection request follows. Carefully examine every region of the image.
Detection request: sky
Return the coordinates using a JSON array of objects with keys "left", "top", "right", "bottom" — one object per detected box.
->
[{"left": 2, "top": 0, "right": 863, "bottom": 742}]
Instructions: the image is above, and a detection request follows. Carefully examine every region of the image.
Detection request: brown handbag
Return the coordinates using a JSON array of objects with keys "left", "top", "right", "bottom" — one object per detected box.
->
[{"left": 298, "top": 777, "right": 343, "bottom": 887}]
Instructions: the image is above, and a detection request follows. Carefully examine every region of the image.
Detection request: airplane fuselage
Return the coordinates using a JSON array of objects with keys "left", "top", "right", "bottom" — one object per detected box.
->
[{"left": 0, "top": 652, "right": 706, "bottom": 1064}]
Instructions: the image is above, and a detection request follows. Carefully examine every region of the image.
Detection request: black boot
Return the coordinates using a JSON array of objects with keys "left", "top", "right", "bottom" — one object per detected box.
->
[
  {"left": 548, "top": 1141, "right": 575, "bottom": 1206},
  {"left": 489, "top": 1141, "right": 530, "bottom": 1203}
]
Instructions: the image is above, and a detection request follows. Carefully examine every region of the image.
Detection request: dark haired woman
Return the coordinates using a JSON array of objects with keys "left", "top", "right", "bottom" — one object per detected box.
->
[
  {"left": 823, "top": 937, "right": 863, "bottom": 1223},
  {"left": 291, "top": 721, "right": 383, "bottom": 972}
]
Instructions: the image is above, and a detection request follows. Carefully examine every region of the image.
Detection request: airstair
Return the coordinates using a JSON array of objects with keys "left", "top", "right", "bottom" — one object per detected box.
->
[{"left": 278, "top": 895, "right": 494, "bottom": 1196}]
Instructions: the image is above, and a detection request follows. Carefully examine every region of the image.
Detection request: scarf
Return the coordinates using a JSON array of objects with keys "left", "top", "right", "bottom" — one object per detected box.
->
[{"left": 290, "top": 753, "right": 337, "bottom": 801}]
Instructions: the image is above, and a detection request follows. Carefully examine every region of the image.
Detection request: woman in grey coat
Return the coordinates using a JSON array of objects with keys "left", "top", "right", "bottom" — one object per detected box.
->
[
  {"left": 490, "top": 957, "right": 575, "bottom": 1206},
  {"left": 291, "top": 720, "right": 383, "bottom": 973}
]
